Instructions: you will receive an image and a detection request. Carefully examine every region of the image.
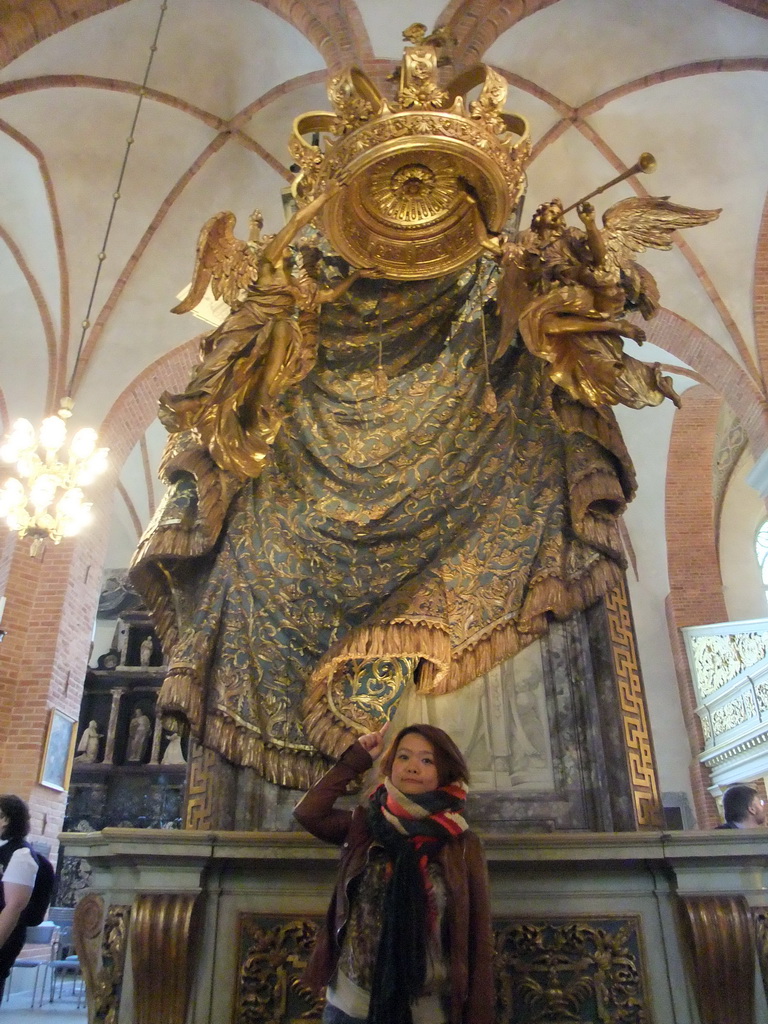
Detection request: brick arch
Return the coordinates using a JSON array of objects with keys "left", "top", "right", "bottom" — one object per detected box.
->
[
  {"left": 437, "top": 0, "right": 562, "bottom": 72},
  {"left": 0, "top": 0, "right": 129, "bottom": 69},
  {"left": 646, "top": 309, "right": 768, "bottom": 457},
  {"left": 754, "top": 193, "right": 768, "bottom": 386},
  {"left": 256, "top": 0, "right": 373, "bottom": 73},
  {"left": 0, "top": 0, "right": 373, "bottom": 76},
  {"left": 98, "top": 338, "right": 197, "bottom": 470},
  {"left": 664, "top": 382, "right": 727, "bottom": 828},
  {"left": 717, "top": 0, "right": 768, "bottom": 16}
]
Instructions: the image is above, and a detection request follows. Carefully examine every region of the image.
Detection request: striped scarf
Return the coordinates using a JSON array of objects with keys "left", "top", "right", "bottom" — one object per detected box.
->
[{"left": 365, "top": 778, "right": 468, "bottom": 1024}]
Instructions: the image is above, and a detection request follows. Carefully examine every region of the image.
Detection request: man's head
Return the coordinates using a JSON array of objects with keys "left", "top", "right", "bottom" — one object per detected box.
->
[{"left": 722, "top": 784, "right": 766, "bottom": 827}]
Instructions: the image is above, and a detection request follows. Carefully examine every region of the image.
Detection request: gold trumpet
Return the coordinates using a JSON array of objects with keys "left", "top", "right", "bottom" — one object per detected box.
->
[{"left": 562, "top": 152, "right": 657, "bottom": 214}]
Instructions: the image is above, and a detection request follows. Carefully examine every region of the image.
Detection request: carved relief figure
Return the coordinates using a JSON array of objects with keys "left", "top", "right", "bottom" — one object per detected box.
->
[
  {"left": 139, "top": 636, "right": 153, "bottom": 668},
  {"left": 161, "top": 728, "right": 186, "bottom": 766},
  {"left": 75, "top": 720, "right": 102, "bottom": 763},
  {"left": 126, "top": 708, "right": 151, "bottom": 763}
]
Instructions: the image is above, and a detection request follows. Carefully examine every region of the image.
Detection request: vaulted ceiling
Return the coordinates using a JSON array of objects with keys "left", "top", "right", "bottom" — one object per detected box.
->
[{"left": 0, "top": 0, "right": 766, "bottom": 588}]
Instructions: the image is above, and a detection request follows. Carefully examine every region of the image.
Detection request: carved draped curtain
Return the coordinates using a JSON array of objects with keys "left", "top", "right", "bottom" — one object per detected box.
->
[{"left": 131, "top": 258, "right": 635, "bottom": 788}]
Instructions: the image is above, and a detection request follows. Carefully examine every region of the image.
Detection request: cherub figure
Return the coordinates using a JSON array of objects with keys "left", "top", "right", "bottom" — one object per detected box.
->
[
  {"left": 466, "top": 191, "right": 720, "bottom": 409},
  {"left": 159, "top": 184, "right": 368, "bottom": 481}
]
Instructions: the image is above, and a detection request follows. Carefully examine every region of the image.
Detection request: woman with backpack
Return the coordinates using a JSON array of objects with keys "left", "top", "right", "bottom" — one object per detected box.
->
[{"left": 0, "top": 794, "right": 39, "bottom": 1001}]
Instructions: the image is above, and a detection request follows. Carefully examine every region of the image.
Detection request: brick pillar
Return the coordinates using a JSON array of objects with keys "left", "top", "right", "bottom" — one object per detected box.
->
[
  {"left": 665, "top": 383, "right": 729, "bottom": 829},
  {"left": 0, "top": 489, "right": 110, "bottom": 858},
  {"left": 0, "top": 340, "right": 195, "bottom": 857}
]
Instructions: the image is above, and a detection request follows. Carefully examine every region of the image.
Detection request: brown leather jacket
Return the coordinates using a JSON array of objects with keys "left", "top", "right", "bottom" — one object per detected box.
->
[{"left": 293, "top": 742, "right": 496, "bottom": 1024}]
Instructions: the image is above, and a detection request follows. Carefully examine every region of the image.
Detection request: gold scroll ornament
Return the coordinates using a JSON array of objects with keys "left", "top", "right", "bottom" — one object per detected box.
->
[{"left": 290, "top": 25, "right": 529, "bottom": 280}]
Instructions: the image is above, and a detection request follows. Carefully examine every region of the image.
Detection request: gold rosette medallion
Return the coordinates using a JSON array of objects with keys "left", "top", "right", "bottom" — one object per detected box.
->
[{"left": 289, "top": 26, "right": 530, "bottom": 280}]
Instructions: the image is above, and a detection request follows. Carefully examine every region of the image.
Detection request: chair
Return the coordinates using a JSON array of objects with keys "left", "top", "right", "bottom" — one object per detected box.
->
[
  {"left": 6, "top": 921, "right": 57, "bottom": 1007},
  {"left": 47, "top": 906, "right": 75, "bottom": 955},
  {"left": 44, "top": 954, "right": 83, "bottom": 1005},
  {"left": 42, "top": 921, "right": 84, "bottom": 1006}
]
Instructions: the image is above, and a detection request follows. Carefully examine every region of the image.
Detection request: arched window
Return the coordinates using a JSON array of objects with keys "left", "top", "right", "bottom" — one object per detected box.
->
[{"left": 755, "top": 521, "right": 768, "bottom": 604}]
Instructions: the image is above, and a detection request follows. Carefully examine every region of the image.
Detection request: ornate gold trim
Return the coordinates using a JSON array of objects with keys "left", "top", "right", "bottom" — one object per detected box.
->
[
  {"left": 752, "top": 906, "right": 768, "bottom": 1010},
  {"left": 131, "top": 893, "right": 201, "bottom": 1024},
  {"left": 184, "top": 740, "right": 219, "bottom": 830},
  {"left": 289, "top": 30, "right": 529, "bottom": 280},
  {"left": 604, "top": 578, "right": 664, "bottom": 828},
  {"left": 234, "top": 914, "right": 324, "bottom": 1023},
  {"left": 494, "top": 913, "right": 652, "bottom": 1024},
  {"left": 678, "top": 894, "right": 755, "bottom": 1024},
  {"left": 73, "top": 892, "right": 103, "bottom": 1019}
]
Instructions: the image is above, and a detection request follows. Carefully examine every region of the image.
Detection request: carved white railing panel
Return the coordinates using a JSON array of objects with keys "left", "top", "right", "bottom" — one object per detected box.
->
[{"left": 682, "top": 619, "right": 768, "bottom": 787}]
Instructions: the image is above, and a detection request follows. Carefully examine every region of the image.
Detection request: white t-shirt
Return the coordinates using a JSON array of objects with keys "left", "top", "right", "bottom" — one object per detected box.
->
[{"left": 0, "top": 841, "right": 38, "bottom": 889}]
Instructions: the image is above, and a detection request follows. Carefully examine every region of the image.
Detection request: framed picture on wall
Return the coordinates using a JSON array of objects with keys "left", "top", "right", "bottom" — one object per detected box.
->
[{"left": 39, "top": 708, "right": 77, "bottom": 792}]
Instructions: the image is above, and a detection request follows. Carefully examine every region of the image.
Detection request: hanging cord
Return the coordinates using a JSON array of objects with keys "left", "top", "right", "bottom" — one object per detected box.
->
[
  {"left": 374, "top": 301, "right": 388, "bottom": 397},
  {"left": 63, "top": 0, "right": 169, "bottom": 410},
  {"left": 479, "top": 306, "right": 497, "bottom": 414}
]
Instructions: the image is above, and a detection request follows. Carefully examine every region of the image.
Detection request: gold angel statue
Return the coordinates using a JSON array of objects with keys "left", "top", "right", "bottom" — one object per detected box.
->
[
  {"left": 160, "top": 183, "right": 368, "bottom": 481},
  {"left": 467, "top": 190, "right": 720, "bottom": 409}
]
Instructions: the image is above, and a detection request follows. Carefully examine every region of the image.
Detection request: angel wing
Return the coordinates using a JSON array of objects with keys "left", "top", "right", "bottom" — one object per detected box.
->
[
  {"left": 601, "top": 197, "right": 720, "bottom": 275},
  {"left": 621, "top": 260, "right": 660, "bottom": 319},
  {"left": 171, "top": 211, "right": 261, "bottom": 314}
]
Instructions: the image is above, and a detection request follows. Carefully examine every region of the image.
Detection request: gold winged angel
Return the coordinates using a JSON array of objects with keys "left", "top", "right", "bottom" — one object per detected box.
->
[
  {"left": 160, "top": 182, "right": 367, "bottom": 481},
  {"left": 467, "top": 191, "right": 720, "bottom": 409}
]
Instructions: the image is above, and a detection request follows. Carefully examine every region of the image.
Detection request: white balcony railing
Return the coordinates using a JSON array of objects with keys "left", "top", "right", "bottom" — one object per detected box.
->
[{"left": 682, "top": 619, "right": 768, "bottom": 787}]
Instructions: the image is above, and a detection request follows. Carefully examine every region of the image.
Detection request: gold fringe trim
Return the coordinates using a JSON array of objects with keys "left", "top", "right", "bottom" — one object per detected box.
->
[
  {"left": 160, "top": 671, "right": 330, "bottom": 789},
  {"left": 129, "top": 433, "right": 244, "bottom": 653},
  {"left": 203, "top": 714, "right": 330, "bottom": 789},
  {"left": 303, "top": 621, "right": 453, "bottom": 757},
  {"left": 158, "top": 672, "right": 204, "bottom": 733},
  {"left": 553, "top": 394, "right": 637, "bottom": 499},
  {"left": 303, "top": 555, "right": 624, "bottom": 758}
]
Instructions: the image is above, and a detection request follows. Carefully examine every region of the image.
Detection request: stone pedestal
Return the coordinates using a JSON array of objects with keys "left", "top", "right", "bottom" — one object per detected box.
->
[{"left": 64, "top": 828, "right": 768, "bottom": 1024}]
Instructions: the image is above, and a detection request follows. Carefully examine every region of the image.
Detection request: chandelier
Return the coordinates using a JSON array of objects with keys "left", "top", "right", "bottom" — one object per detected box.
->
[
  {"left": 0, "top": 400, "right": 108, "bottom": 555},
  {"left": 0, "top": 1, "right": 168, "bottom": 557}
]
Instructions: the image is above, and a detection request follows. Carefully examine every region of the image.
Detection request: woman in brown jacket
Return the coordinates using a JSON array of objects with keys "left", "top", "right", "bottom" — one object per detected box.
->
[{"left": 293, "top": 723, "right": 495, "bottom": 1024}]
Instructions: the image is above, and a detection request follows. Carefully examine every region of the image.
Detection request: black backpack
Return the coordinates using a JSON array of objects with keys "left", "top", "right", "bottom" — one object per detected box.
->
[{"left": 0, "top": 840, "right": 55, "bottom": 926}]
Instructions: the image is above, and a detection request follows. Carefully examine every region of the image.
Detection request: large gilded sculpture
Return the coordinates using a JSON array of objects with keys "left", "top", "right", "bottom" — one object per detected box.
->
[
  {"left": 130, "top": 27, "right": 719, "bottom": 789},
  {"left": 157, "top": 183, "right": 367, "bottom": 481},
  {"left": 466, "top": 191, "right": 719, "bottom": 409}
]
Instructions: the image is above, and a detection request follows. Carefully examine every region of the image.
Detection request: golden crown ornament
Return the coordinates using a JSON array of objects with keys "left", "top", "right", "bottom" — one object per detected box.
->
[{"left": 289, "top": 24, "right": 530, "bottom": 280}]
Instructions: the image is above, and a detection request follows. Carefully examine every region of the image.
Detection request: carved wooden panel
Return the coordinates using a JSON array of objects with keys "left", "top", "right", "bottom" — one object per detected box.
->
[
  {"left": 232, "top": 912, "right": 652, "bottom": 1024},
  {"left": 234, "top": 914, "right": 324, "bottom": 1023},
  {"left": 495, "top": 914, "right": 652, "bottom": 1023}
]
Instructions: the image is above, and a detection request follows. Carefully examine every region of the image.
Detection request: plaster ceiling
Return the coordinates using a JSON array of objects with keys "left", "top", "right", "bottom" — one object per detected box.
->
[{"left": 0, "top": 0, "right": 766, "bottom": 570}]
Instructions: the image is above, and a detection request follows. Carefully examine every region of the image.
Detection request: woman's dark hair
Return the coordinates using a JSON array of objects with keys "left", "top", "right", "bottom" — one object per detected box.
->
[
  {"left": 380, "top": 724, "right": 470, "bottom": 787},
  {"left": 0, "top": 794, "right": 31, "bottom": 840}
]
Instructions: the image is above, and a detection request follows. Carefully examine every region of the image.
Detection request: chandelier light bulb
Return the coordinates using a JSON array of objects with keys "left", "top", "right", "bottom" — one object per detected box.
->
[
  {"left": 29, "top": 473, "right": 59, "bottom": 512},
  {"left": 8, "top": 419, "right": 36, "bottom": 451},
  {"left": 6, "top": 507, "right": 31, "bottom": 533},
  {"left": 57, "top": 489, "right": 92, "bottom": 537},
  {"left": 70, "top": 427, "right": 97, "bottom": 460},
  {"left": 15, "top": 454, "right": 38, "bottom": 479},
  {"left": 39, "top": 414, "right": 68, "bottom": 453},
  {"left": 76, "top": 449, "right": 108, "bottom": 487},
  {"left": 0, "top": 478, "right": 25, "bottom": 517}
]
